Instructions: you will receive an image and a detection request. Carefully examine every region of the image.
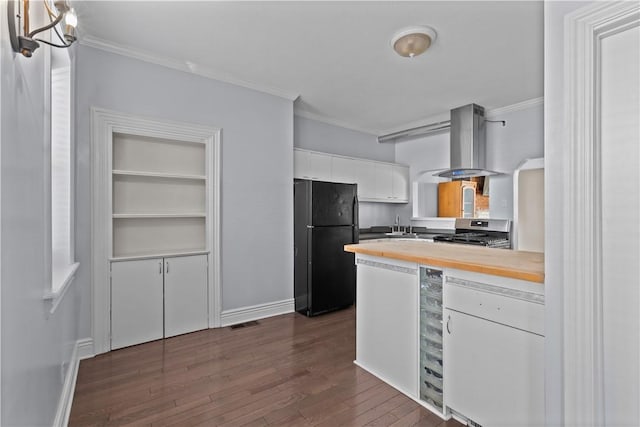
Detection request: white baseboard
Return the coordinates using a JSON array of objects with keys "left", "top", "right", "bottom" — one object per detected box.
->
[
  {"left": 53, "top": 338, "right": 94, "bottom": 427},
  {"left": 220, "top": 298, "right": 295, "bottom": 327}
]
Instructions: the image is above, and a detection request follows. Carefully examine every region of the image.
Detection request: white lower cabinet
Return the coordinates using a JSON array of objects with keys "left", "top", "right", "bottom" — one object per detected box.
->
[
  {"left": 111, "top": 258, "right": 164, "bottom": 350},
  {"left": 164, "top": 255, "right": 208, "bottom": 338},
  {"left": 443, "top": 276, "right": 545, "bottom": 426},
  {"left": 355, "top": 258, "right": 419, "bottom": 396},
  {"left": 111, "top": 254, "right": 208, "bottom": 350}
]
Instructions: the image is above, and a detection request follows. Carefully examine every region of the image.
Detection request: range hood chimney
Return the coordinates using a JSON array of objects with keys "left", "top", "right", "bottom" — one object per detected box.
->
[{"left": 436, "top": 103, "right": 498, "bottom": 179}]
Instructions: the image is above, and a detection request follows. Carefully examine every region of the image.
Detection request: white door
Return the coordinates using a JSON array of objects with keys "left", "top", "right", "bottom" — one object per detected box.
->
[
  {"left": 111, "top": 258, "right": 164, "bottom": 350},
  {"left": 444, "top": 308, "right": 545, "bottom": 426},
  {"left": 164, "top": 255, "right": 208, "bottom": 338}
]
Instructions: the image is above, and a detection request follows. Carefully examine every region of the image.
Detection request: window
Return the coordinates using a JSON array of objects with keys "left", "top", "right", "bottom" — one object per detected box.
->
[{"left": 47, "top": 46, "right": 78, "bottom": 305}]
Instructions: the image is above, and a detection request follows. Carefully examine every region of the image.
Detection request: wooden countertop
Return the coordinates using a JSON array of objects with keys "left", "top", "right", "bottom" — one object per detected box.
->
[{"left": 344, "top": 240, "right": 544, "bottom": 283}]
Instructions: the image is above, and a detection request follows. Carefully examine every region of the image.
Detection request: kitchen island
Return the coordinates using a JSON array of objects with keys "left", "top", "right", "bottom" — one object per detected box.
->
[{"left": 344, "top": 240, "right": 545, "bottom": 426}]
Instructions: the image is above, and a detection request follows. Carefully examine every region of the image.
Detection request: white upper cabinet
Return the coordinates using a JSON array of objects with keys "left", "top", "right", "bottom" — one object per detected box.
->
[
  {"left": 374, "top": 163, "right": 394, "bottom": 200},
  {"left": 392, "top": 164, "right": 410, "bottom": 201},
  {"left": 294, "top": 150, "right": 332, "bottom": 181},
  {"left": 330, "top": 156, "right": 356, "bottom": 184},
  {"left": 294, "top": 148, "right": 409, "bottom": 203},
  {"left": 351, "top": 159, "right": 377, "bottom": 200}
]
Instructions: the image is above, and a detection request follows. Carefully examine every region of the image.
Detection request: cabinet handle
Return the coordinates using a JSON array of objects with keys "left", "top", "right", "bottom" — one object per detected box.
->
[
  {"left": 166, "top": 261, "right": 169, "bottom": 274},
  {"left": 159, "top": 261, "right": 162, "bottom": 275},
  {"left": 446, "top": 315, "right": 451, "bottom": 334}
]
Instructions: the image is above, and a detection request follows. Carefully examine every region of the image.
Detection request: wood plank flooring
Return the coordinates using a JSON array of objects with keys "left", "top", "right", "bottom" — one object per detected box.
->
[{"left": 70, "top": 307, "right": 462, "bottom": 426}]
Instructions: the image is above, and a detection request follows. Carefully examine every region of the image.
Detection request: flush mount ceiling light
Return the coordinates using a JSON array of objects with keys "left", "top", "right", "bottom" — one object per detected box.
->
[
  {"left": 391, "top": 26, "right": 437, "bottom": 58},
  {"left": 7, "top": 0, "right": 78, "bottom": 58}
]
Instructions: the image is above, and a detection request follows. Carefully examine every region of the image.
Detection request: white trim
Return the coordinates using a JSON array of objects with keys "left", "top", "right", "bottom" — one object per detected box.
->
[
  {"left": 563, "top": 3, "right": 640, "bottom": 426},
  {"left": 220, "top": 299, "right": 295, "bottom": 327},
  {"left": 76, "top": 338, "right": 95, "bottom": 361},
  {"left": 294, "top": 110, "right": 380, "bottom": 136},
  {"left": 485, "top": 97, "right": 544, "bottom": 118},
  {"left": 44, "top": 262, "right": 79, "bottom": 314},
  {"left": 52, "top": 339, "right": 80, "bottom": 427},
  {"left": 80, "top": 36, "right": 299, "bottom": 102},
  {"left": 91, "top": 108, "right": 222, "bottom": 354}
]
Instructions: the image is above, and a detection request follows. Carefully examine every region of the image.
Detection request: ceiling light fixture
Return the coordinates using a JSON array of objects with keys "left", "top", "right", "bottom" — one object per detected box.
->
[
  {"left": 7, "top": 0, "right": 78, "bottom": 58},
  {"left": 391, "top": 26, "right": 437, "bottom": 58}
]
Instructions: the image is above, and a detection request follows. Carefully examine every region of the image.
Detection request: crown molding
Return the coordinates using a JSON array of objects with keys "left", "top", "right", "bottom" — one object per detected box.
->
[
  {"left": 294, "top": 110, "right": 379, "bottom": 136},
  {"left": 486, "top": 97, "right": 544, "bottom": 118},
  {"left": 80, "top": 36, "right": 300, "bottom": 101}
]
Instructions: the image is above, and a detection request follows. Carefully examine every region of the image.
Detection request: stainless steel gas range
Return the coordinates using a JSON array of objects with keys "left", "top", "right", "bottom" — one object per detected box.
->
[{"left": 433, "top": 218, "right": 511, "bottom": 249}]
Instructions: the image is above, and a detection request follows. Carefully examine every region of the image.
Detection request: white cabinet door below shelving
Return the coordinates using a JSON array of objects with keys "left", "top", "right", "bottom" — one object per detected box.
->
[
  {"left": 164, "top": 255, "right": 208, "bottom": 338},
  {"left": 111, "top": 259, "right": 164, "bottom": 350}
]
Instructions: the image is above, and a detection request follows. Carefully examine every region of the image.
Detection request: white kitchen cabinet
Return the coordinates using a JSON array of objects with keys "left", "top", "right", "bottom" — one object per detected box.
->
[
  {"left": 164, "top": 255, "right": 208, "bottom": 338},
  {"left": 330, "top": 156, "right": 356, "bottom": 184},
  {"left": 293, "top": 150, "right": 332, "bottom": 181},
  {"left": 293, "top": 148, "right": 409, "bottom": 202},
  {"left": 443, "top": 276, "right": 545, "bottom": 426},
  {"left": 111, "top": 254, "right": 208, "bottom": 349},
  {"left": 111, "top": 258, "right": 164, "bottom": 350},
  {"left": 392, "top": 164, "right": 410, "bottom": 201},
  {"left": 374, "top": 163, "right": 394, "bottom": 200},
  {"left": 355, "top": 257, "right": 419, "bottom": 397},
  {"left": 350, "top": 159, "right": 377, "bottom": 199}
]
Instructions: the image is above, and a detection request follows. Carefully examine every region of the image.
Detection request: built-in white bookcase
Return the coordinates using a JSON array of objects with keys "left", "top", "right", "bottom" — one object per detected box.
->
[
  {"left": 92, "top": 109, "right": 221, "bottom": 355},
  {"left": 111, "top": 133, "right": 207, "bottom": 258}
]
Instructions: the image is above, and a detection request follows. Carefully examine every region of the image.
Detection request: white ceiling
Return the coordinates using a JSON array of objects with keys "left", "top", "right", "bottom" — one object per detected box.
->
[{"left": 73, "top": 1, "right": 543, "bottom": 135}]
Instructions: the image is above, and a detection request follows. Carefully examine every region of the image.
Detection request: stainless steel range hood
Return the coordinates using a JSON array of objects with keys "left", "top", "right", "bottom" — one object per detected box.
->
[{"left": 436, "top": 103, "right": 498, "bottom": 179}]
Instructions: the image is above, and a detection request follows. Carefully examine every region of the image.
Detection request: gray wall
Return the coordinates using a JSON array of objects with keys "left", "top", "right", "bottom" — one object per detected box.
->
[
  {"left": 294, "top": 115, "right": 394, "bottom": 162},
  {"left": 394, "top": 103, "right": 544, "bottom": 221},
  {"left": 1, "top": 36, "right": 81, "bottom": 427},
  {"left": 486, "top": 103, "right": 544, "bottom": 219},
  {"left": 544, "top": 2, "right": 593, "bottom": 425},
  {"left": 75, "top": 45, "right": 294, "bottom": 335},
  {"left": 294, "top": 115, "right": 399, "bottom": 228}
]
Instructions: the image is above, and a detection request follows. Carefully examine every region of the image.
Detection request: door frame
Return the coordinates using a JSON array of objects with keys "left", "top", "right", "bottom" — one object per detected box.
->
[
  {"left": 562, "top": 2, "right": 639, "bottom": 425},
  {"left": 91, "top": 108, "right": 221, "bottom": 354}
]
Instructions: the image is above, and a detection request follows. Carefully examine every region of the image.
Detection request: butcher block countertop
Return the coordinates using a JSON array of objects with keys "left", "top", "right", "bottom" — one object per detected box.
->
[{"left": 344, "top": 240, "right": 544, "bottom": 283}]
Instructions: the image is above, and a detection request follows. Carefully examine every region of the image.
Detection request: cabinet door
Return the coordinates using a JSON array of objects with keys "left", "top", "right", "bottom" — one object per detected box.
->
[
  {"left": 461, "top": 185, "right": 475, "bottom": 218},
  {"left": 438, "top": 181, "right": 461, "bottom": 217},
  {"left": 164, "top": 255, "right": 208, "bottom": 338},
  {"left": 111, "top": 259, "right": 164, "bottom": 350},
  {"left": 307, "top": 152, "right": 332, "bottom": 181},
  {"left": 331, "top": 156, "right": 356, "bottom": 184},
  {"left": 392, "top": 165, "right": 410, "bottom": 202},
  {"left": 444, "top": 308, "right": 545, "bottom": 426},
  {"left": 356, "top": 261, "right": 419, "bottom": 396},
  {"left": 374, "top": 163, "right": 394, "bottom": 200},
  {"left": 294, "top": 150, "right": 310, "bottom": 179},
  {"left": 351, "top": 159, "right": 377, "bottom": 199}
]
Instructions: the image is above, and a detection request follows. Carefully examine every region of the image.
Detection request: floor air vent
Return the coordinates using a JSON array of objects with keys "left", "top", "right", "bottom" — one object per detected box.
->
[{"left": 229, "top": 320, "right": 260, "bottom": 329}]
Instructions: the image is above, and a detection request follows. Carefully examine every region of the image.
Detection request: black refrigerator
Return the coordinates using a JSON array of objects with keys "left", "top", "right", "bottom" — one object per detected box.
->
[{"left": 294, "top": 179, "right": 359, "bottom": 317}]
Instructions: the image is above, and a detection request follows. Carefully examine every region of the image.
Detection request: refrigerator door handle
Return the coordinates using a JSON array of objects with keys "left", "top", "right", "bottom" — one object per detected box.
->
[{"left": 353, "top": 193, "right": 359, "bottom": 242}]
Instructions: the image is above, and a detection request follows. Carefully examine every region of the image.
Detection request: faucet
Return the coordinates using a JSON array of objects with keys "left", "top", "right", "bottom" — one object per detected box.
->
[{"left": 394, "top": 215, "right": 400, "bottom": 232}]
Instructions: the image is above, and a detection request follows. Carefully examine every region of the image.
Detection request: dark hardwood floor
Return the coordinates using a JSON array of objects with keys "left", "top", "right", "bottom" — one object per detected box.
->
[{"left": 70, "top": 307, "right": 462, "bottom": 426}]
